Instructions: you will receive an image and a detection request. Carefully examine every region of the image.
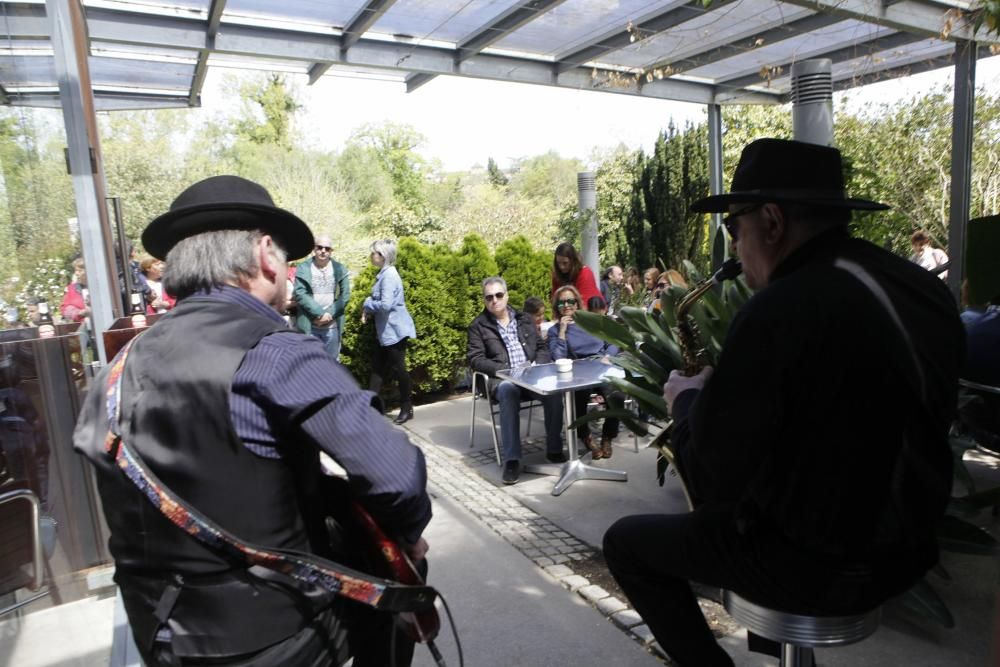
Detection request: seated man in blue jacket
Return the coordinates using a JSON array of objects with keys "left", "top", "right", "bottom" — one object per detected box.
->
[{"left": 468, "top": 277, "right": 564, "bottom": 484}]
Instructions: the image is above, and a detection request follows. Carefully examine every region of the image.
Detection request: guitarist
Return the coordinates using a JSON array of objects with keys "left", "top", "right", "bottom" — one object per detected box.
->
[{"left": 73, "top": 176, "right": 432, "bottom": 667}]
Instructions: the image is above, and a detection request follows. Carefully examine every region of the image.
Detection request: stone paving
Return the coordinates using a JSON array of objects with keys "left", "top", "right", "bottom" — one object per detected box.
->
[{"left": 412, "top": 428, "right": 672, "bottom": 662}]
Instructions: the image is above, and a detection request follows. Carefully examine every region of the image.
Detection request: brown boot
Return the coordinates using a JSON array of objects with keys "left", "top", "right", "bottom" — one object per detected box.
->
[
  {"left": 582, "top": 434, "right": 603, "bottom": 460},
  {"left": 600, "top": 437, "right": 614, "bottom": 460}
]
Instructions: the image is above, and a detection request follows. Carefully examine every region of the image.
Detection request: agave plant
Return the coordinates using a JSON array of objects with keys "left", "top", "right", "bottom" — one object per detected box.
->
[
  {"left": 574, "top": 260, "right": 999, "bottom": 628},
  {"left": 573, "top": 260, "right": 751, "bottom": 484}
]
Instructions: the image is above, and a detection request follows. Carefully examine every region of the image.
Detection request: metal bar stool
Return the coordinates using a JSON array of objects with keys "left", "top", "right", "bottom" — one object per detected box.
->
[{"left": 723, "top": 590, "right": 881, "bottom": 667}]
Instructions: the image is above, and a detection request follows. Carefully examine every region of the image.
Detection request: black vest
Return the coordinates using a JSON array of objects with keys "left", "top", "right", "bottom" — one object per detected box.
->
[{"left": 89, "top": 297, "right": 331, "bottom": 658}]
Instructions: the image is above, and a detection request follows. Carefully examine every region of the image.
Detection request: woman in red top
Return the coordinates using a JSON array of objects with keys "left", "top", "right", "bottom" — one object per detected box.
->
[{"left": 550, "top": 242, "right": 601, "bottom": 304}]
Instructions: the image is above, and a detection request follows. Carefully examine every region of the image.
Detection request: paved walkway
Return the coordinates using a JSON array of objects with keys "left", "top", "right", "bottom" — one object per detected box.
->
[{"left": 403, "top": 394, "right": 999, "bottom": 667}]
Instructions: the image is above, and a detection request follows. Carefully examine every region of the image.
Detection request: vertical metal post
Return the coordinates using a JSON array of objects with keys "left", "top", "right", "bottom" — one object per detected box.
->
[
  {"left": 707, "top": 103, "right": 726, "bottom": 271},
  {"left": 577, "top": 172, "right": 599, "bottom": 280},
  {"left": 948, "top": 40, "right": 976, "bottom": 303},
  {"left": 46, "top": 0, "right": 118, "bottom": 364},
  {"left": 110, "top": 197, "right": 133, "bottom": 309}
]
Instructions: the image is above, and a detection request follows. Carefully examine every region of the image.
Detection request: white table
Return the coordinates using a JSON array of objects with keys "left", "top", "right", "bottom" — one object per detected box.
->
[{"left": 497, "top": 360, "right": 628, "bottom": 496}]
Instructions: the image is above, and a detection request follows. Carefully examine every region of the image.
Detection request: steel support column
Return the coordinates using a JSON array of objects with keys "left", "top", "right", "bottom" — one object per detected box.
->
[
  {"left": 708, "top": 103, "right": 726, "bottom": 271},
  {"left": 947, "top": 40, "right": 976, "bottom": 302},
  {"left": 46, "top": 0, "right": 118, "bottom": 363}
]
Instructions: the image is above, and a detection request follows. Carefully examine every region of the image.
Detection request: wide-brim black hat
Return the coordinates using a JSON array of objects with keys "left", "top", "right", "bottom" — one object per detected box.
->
[
  {"left": 692, "top": 138, "right": 889, "bottom": 213},
  {"left": 142, "top": 175, "right": 314, "bottom": 260}
]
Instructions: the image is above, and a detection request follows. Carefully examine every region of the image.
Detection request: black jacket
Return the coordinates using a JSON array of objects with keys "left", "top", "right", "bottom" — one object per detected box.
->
[
  {"left": 467, "top": 308, "right": 550, "bottom": 394},
  {"left": 673, "top": 227, "right": 964, "bottom": 588}
]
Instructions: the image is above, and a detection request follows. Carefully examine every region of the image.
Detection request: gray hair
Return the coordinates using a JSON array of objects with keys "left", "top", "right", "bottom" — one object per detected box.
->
[
  {"left": 163, "top": 229, "right": 286, "bottom": 300},
  {"left": 370, "top": 239, "right": 397, "bottom": 266},
  {"left": 481, "top": 276, "right": 507, "bottom": 293}
]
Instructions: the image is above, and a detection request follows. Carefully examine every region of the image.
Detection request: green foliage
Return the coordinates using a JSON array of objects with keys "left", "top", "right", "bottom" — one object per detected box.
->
[
  {"left": 486, "top": 157, "right": 508, "bottom": 187},
  {"left": 494, "top": 235, "right": 552, "bottom": 315},
  {"left": 457, "top": 235, "right": 499, "bottom": 323},
  {"left": 234, "top": 74, "right": 301, "bottom": 150}
]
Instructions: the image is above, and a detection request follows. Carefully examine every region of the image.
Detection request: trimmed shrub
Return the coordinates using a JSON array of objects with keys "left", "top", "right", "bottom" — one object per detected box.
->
[{"left": 495, "top": 235, "right": 552, "bottom": 316}]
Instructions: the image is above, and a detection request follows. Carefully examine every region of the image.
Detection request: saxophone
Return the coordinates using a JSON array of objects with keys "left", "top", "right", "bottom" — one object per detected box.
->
[{"left": 673, "top": 257, "right": 742, "bottom": 375}]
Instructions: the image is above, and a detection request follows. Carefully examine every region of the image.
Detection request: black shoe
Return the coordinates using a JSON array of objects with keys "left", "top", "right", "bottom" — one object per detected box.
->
[
  {"left": 502, "top": 460, "right": 520, "bottom": 485},
  {"left": 393, "top": 406, "right": 413, "bottom": 425},
  {"left": 546, "top": 452, "right": 567, "bottom": 463}
]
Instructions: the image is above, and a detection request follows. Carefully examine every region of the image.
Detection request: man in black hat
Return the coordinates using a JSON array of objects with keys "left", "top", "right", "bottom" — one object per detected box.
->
[
  {"left": 604, "top": 139, "right": 965, "bottom": 666},
  {"left": 73, "top": 176, "right": 432, "bottom": 666}
]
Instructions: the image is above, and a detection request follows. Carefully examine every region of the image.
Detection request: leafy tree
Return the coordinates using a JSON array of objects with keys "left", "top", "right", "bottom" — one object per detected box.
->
[
  {"left": 234, "top": 74, "right": 301, "bottom": 150},
  {"left": 348, "top": 122, "right": 429, "bottom": 214},
  {"left": 486, "top": 157, "right": 508, "bottom": 186}
]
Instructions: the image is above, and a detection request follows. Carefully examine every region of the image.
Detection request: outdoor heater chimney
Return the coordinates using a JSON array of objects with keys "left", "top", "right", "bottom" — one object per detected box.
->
[
  {"left": 577, "top": 172, "right": 599, "bottom": 280},
  {"left": 791, "top": 59, "right": 834, "bottom": 146}
]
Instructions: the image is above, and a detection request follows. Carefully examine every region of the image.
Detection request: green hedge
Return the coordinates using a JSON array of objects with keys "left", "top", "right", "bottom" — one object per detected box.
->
[{"left": 339, "top": 233, "right": 552, "bottom": 399}]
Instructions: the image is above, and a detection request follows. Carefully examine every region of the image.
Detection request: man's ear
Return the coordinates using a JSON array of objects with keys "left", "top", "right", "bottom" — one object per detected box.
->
[
  {"left": 760, "top": 203, "right": 787, "bottom": 245},
  {"left": 258, "top": 235, "right": 279, "bottom": 281}
]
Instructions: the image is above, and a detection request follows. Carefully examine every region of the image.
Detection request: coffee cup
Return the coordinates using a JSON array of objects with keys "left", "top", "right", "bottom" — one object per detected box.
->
[{"left": 555, "top": 358, "right": 573, "bottom": 374}]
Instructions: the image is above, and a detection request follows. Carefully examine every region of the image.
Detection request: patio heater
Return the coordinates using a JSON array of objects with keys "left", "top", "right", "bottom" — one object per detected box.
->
[
  {"left": 577, "top": 172, "right": 599, "bottom": 280},
  {"left": 790, "top": 59, "right": 834, "bottom": 146}
]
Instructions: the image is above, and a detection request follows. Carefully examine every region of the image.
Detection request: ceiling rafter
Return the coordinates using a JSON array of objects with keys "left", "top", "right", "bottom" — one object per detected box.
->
[
  {"left": 308, "top": 0, "right": 396, "bottom": 84},
  {"left": 827, "top": 41, "right": 990, "bottom": 91},
  {"left": 554, "top": 0, "right": 739, "bottom": 75},
  {"left": 189, "top": 0, "right": 226, "bottom": 105},
  {"left": 405, "top": 0, "right": 567, "bottom": 93},
  {"left": 718, "top": 29, "right": 927, "bottom": 88},
  {"left": 777, "top": 0, "right": 996, "bottom": 43}
]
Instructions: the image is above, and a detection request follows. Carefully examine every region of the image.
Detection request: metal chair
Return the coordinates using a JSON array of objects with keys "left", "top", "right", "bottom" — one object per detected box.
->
[
  {"left": 957, "top": 378, "right": 1000, "bottom": 455},
  {"left": 0, "top": 485, "right": 50, "bottom": 616},
  {"left": 723, "top": 590, "right": 880, "bottom": 667},
  {"left": 469, "top": 370, "right": 537, "bottom": 466}
]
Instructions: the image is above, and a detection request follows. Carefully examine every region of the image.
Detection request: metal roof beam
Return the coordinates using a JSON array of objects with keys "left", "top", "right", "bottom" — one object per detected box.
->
[
  {"left": 660, "top": 12, "right": 841, "bottom": 74},
  {"left": 776, "top": 0, "right": 996, "bottom": 43},
  {"left": 309, "top": 0, "right": 396, "bottom": 83},
  {"left": 555, "top": 0, "right": 738, "bottom": 74},
  {"left": 458, "top": 0, "right": 568, "bottom": 57},
  {"left": 189, "top": 0, "right": 226, "bottom": 105},
  {"left": 407, "top": 0, "right": 567, "bottom": 92},
  {"left": 829, "top": 42, "right": 990, "bottom": 91},
  {"left": 719, "top": 30, "right": 926, "bottom": 88}
]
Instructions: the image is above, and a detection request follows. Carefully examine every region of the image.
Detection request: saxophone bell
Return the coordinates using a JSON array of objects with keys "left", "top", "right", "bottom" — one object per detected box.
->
[{"left": 674, "top": 257, "right": 743, "bottom": 375}]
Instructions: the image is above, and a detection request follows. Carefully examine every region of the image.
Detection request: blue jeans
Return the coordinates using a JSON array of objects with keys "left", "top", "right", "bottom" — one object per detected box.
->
[
  {"left": 494, "top": 381, "right": 563, "bottom": 462},
  {"left": 311, "top": 324, "right": 341, "bottom": 361}
]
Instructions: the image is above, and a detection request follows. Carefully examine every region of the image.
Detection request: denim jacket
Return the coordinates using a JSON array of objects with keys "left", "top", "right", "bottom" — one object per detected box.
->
[{"left": 363, "top": 265, "right": 416, "bottom": 346}]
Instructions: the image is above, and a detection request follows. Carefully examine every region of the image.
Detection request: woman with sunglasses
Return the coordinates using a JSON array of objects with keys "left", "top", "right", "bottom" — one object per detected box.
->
[
  {"left": 547, "top": 286, "right": 625, "bottom": 460},
  {"left": 551, "top": 242, "right": 602, "bottom": 305},
  {"left": 362, "top": 239, "right": 417, "bottom": 424}
]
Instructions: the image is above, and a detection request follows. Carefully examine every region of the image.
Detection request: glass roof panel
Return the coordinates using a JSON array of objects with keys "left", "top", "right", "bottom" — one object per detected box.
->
[
  {"left": 688, "top": 19, "right": 894, "bottom": 81},
  {"left": 89, "top": 56, "right": 194, "bottom": 89},
  {"left": 223, "top": 0, "right": 367, "bottom": 29},
  {"left": 592, "top": 1, "right": 814, "bottom": 70},
  {"left": 90, "top": 40, "right": 199, "bottom": 63},
  {"left": 0, "top": 55, "right": 56, "bottom": 87},
  {"left": 491, "top": 0, "right": 680, "bottom": 58},
  {"left": 372, "top": 0, "right": 527, "bottom": 44}
]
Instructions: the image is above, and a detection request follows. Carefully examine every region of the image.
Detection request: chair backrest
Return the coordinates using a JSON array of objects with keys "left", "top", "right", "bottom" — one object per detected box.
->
[{"left": 0, "top": 486, "right": 43, "bottom": 596}]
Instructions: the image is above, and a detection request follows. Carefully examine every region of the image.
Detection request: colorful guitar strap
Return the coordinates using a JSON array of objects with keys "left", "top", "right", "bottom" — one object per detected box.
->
[{"left": 102, "top": 337, "right": 436, "bottom": 614}]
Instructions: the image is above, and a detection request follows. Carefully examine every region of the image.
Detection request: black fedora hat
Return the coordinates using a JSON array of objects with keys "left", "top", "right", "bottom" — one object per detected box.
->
[
  {"left": 692, "top": 138, "right": 889, "bottom": 214},
  {"left": 142, "top": 175, "right": 314, "bottom": 260}
]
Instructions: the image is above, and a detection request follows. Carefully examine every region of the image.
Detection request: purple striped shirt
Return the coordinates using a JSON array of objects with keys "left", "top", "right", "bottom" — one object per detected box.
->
[{"left": 185, "top": 286, "right": 431, "bottom": 544}]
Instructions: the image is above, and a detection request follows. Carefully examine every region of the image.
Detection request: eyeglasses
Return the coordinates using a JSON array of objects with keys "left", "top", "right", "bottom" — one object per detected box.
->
[
  {"left": 556, "top": 298, "right": 578, "bottom": 308},
  {"left": 484, "top": 292, "right": 506, "bottom": 302},
  {"left": 315, "top": 245, "right": 332, "bottom": 252},
  {"left": 722, "top": 203, "right": 763, "bottom": 241}
]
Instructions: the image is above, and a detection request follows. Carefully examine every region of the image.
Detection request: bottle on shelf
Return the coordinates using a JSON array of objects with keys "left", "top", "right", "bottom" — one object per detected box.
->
[
  {"left": 37, "top": 301, "right": 55, "bottom": 338},
  {"left": 129, "top": 291, "right": 147, "bottom": 329}
]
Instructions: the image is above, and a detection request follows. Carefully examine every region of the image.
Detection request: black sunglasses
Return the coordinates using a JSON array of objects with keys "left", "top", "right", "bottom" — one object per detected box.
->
[
  {"left": 722, "top": 203, "right": 763, "bottom": 241},
  {"left": 484, "top": 291, "right": 506, "bottom": 301},
  {"left": 315, "top": 245, "right": 332, "bottom": 252},
  {"left": 556, "top": 298, "right": 578, "bottom": 307}
]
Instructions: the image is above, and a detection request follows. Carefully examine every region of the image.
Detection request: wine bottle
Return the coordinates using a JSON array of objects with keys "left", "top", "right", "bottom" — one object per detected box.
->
[
  {"left": 130, "top": 291, "right": 147, "bottom": 329},
  {"left": 37, "top": 301, "right": 55, "bottom": 338}
]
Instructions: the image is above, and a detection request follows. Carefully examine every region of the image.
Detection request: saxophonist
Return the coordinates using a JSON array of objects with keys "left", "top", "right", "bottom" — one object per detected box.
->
[{"left": 604, "top": 139, "right": 964, "bottom": 667}]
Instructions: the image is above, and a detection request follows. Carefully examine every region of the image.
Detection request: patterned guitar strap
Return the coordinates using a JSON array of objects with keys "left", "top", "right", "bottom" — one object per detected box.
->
[{"left": 102, "top": 337, "right": 436, "bottom": 614}]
